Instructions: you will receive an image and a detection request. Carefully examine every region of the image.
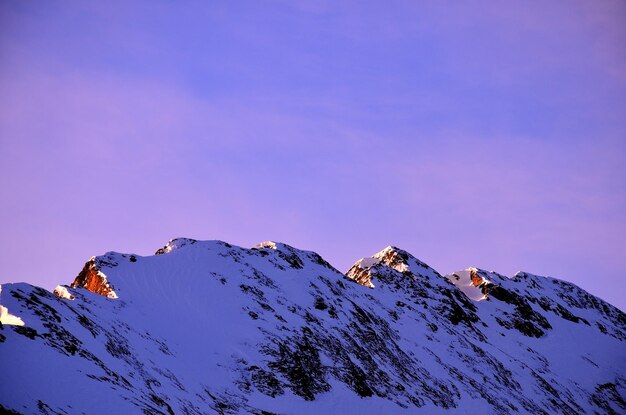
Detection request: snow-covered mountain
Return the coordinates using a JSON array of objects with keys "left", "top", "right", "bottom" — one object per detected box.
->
[{"left": 0, "top": 238, "right": 624, "bottom": 414}]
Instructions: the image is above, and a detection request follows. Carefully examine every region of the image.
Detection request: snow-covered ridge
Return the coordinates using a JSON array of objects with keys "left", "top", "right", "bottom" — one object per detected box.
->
[
  {"left": 69, "top": 239, "right": 338, "bottom": 301},
  {"left": 2, "top": 238, "right": 624, "bottom": 415},
  {"left": 70, "top": 238, "right": 625, "bottom": 333}
]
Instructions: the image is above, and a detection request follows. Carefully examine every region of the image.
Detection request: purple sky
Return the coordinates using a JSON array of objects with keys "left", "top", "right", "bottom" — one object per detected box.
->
[{"left": 1, "top": 1, "right": 625, "bottom": 310}]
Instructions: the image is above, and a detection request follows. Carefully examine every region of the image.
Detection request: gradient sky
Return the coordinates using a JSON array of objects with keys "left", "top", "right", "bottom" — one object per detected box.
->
[{"left": 1, "top": 1, "right": 625, "bottom": 310}]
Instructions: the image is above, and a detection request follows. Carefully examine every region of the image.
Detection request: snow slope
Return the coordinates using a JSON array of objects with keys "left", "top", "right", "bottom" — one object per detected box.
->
[{"left": 0, "top": 238, "right": 624, "bottom": 414}]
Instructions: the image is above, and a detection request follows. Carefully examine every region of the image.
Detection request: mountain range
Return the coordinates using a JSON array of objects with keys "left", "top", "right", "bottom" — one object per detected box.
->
[{"left": 0, "top": 238, "right": 624, "bottom": 414}]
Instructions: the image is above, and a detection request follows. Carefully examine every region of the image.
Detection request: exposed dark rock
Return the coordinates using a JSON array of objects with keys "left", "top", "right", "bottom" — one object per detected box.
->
[
  {"left": 13, "top": 326, "right": 37, "bottom": 340},
  {"left": 266, "top": 329, "right": 331, "bottom": 401},
  {"left": 247, "top": 366, "right": 284, "bottom": 398}
]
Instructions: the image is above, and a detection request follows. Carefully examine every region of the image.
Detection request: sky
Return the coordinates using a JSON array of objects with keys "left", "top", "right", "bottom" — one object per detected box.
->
[{"left": 1, "top": 1, "right": 625, "bottom": 310}]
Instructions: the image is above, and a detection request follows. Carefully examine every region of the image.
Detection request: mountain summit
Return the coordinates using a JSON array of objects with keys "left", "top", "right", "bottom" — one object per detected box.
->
[{"left": 1, "top": 238, "right": 624, "bottom": 414}]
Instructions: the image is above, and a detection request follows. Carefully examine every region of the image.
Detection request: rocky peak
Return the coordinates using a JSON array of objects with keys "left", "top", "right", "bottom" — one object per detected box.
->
[
  {"left": 346, "top": 246, "right": 441, "bottom": 289},
  {"left": 345, "top": 256, "right": 379, "bottom": 288},
  {"left": 372, "top": 246, "right": 412, "bottom": 273},
  {"left": 70, "top": 257, "right": 118, "bottom": 299}
]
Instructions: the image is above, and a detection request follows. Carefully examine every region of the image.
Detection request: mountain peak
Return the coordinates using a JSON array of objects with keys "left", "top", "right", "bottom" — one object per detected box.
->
[
  {"left": 154, "top": 237, "right": 199, "bottom": 255},
  {"left": 346, "top": 246, "right": 440, "bottom": 288},
  {"left": 372, "top": 245, "right": 413, "bottom": 273}
]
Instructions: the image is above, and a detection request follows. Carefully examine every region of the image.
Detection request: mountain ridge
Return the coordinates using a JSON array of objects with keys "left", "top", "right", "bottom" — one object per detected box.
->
[{"left": 1, "top": 238, "right": 624, "bottom": 414}]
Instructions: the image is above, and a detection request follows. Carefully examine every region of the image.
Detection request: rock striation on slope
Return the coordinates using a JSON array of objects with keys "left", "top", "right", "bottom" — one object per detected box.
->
[{"left": 0, "top": 238, "right": 624, "bottom": 414}]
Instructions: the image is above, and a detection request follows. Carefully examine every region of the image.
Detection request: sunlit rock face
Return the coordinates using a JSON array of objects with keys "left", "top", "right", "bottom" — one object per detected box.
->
[
  {"left": 71, "top": 256, "right": 119, "bottom": 299},
  {"left": 446, "top": 268, "right": 490, "bottom": 301},
  {"left": 1, "top": 239, "right": 624, "bottom": 415}
]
